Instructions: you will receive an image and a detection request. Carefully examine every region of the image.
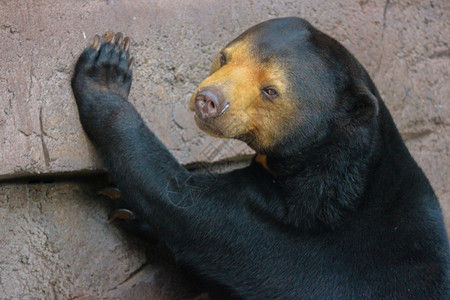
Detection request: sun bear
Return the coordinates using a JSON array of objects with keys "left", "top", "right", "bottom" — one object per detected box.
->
[{"left": 71, "top": 17, "right": 449, "bottom": 299}]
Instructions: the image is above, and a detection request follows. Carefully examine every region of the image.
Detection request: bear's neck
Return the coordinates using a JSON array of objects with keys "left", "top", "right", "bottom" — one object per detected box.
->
[{"left": 263, "top": 126, "right": 380, "bottom": 232}]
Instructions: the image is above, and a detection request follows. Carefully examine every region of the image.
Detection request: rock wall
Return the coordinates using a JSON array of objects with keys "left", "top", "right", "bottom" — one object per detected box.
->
[
  {"left": 0, "top": 0, "right": 448, "bottom": 298},
  {"left": 0, "top": 179, "right": 203, "bottom": 299}
]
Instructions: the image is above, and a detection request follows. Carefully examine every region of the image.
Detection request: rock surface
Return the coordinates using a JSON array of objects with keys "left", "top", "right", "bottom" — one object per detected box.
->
[
  {"left": 0, "top": 0, "right": 448, "bottom": 298},
  {"left": 0, "top": 179, "right": 202, "bottom": 299}
]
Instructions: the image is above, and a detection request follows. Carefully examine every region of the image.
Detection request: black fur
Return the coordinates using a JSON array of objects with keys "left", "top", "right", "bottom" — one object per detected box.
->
[{"left": 72, "top": 18, "right": 449, "bottom": 299}]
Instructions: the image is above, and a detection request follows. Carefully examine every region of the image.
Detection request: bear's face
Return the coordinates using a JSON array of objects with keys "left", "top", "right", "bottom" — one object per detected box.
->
[
  {"left": 190, "top": 18, "right": 376, "bottom": 154},
  {"left": 189, "top": 34, "right": 300, "bottom": 152}
]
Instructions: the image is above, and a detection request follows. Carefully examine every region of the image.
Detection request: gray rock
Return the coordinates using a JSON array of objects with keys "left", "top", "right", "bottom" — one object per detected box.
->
[{"left": 0, "top": 180, "right": 200, "bottom": 299}]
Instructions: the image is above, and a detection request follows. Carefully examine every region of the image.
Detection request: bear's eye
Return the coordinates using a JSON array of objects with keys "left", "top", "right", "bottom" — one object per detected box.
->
[
  {"left": 219, "top": 52, "right": 227, "bottom": 66},
  {"left": 262, "top": 87, "right": 278, "bottom": 100}
]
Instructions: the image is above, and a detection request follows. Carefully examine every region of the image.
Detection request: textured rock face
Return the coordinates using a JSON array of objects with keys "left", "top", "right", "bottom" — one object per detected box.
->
[
  {"left": 0, "top": 0, "right": 448, "bottom": 298},
  {"left": 0, "top": 180, "right": 201, "bottom": 299}
]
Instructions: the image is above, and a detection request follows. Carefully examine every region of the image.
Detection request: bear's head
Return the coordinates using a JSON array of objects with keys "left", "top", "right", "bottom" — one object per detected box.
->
[{"left": 189, "top": 17, "right": 379, "bottom": 156}]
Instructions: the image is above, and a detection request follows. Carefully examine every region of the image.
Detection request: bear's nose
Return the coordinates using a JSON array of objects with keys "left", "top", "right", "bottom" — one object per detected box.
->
[{"left": 195, "top": 86, "right": 229, "bottom": 119}]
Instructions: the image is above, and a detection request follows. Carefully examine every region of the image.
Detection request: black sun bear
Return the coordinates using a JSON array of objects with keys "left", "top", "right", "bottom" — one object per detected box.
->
[{"left": 71, "top": 17, "right": 450, "bottom": 299}]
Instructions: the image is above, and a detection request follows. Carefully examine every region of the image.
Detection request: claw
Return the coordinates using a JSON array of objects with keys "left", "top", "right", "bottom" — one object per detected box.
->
[
  {"left": 123, "top": 36, "right": 130, "bottom": 51},
  {"left": 113, "top": 32, "right": 123, "bottom": 45},
  {"left": 97, "top": 187, "right": 122, "bottom": 200},
  {"left": 128, "top": 57, "right": 134, "bottom": 70},
  {"left": 104, "top": 31, "right": 114, "bottom": 43},
  {"left": 108, "top": 209, "right": 136, "bottom": 222},
  {"left": 92, "top": 35, "right": 101, "bottom": 51}
]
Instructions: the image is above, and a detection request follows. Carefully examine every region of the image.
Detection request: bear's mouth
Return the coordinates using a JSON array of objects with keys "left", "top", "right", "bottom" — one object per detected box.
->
[{"left": 194, "top": 114, "right": 224, "bottom": 137}]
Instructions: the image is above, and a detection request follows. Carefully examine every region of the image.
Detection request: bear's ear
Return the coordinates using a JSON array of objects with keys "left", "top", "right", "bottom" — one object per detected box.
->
[{"left": 340, "top": 86, "right": 379, "bottom": 126}]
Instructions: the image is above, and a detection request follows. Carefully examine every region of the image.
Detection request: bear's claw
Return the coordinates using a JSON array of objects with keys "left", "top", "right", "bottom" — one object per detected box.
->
[
  {"left": 97, "top": 187, "right": 122, "bottom": 200},
  {"left": 123, "top": 36, "right": 130, "bottom": 51},
  {"left": 128, "top": 57, "right": 134, "bottom": 70},
  {"left": 113, "top": 32, "right": 123, "bottom": 45},
  {"left": 91, "top": 34, "right": 101, "bottom": 51},
  {"left": 108, "top": 208, "right": 136, "bottom": 222},
  {"left": 104, "top": 31, "right": 114, "bottom": 43}
]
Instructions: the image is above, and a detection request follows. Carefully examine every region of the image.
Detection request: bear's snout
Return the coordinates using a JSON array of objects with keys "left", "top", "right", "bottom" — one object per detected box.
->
[{"left": 194, "top": 86, "right": 229, "bottom": 120}]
